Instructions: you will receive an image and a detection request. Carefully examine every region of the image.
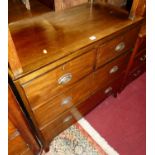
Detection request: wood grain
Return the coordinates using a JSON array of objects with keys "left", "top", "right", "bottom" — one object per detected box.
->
[
  {"left": 96, "top": 26, "right": 139, "bottom": 68},
  {"left": 8, "top": 86, "right": 40, "bottom": 154},
  {"left": 9, "top": 135, "right": 32, "bottom": 155},
  {"left": 94, "top": 51, "right": 130, "bottom": 91},
  {"left": 8, "top": 1, "right": 145, "bottom": 152},
  {"left": 32, "top": 74, "right": 93, "bottom": 128},
  {"left": 8, "top": 0, "right": 52, "bottom": 23},
  {"left": 40, "top": 76, "right": 122, "bottom": 145},
  {"left": 129, "top": 0, "right": 145, "bottom": 19},
  {"left": 54, "top": 0, "right": 88, "bottom": 11},
  {"left": 9, "top": 3, "right": 143, "bottom": 78},
  {"left": 8, "top": 119, "right": 18, "bottom": 139},
  {"left": 8, "top": 29, "right": 23, "bottom": 77},
  {"left": 22, "top": 50, "right": 95, "bottom": 109}
]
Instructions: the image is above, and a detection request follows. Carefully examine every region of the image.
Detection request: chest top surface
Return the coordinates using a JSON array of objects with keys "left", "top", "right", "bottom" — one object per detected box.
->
[{"left": 9, "top": 3, "right": 143, "bottom": 79}]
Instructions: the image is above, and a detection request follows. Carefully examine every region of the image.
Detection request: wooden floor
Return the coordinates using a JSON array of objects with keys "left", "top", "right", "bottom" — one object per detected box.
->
[{"left": 9, "top": 0, "right": 52, "bottom": 23}]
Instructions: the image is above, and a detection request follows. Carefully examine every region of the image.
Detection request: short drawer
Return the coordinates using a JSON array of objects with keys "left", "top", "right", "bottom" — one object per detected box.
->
[
  {"left": 96, "top": 26, "right": 139, "bottom": 68},
  {"left": 32, "top": 74, "right": 93, "bottom": 128},
  {"left": 94, "top": 52, "right": 130, "bottom": 92},
  {"left": 40, "top": 78, "right": 122, "bottom": 144},
  {"left": 22, "top": 51, "right": 95, "bottom": 109}
]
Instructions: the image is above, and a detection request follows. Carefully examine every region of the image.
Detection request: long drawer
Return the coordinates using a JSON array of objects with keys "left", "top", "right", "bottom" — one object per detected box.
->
[
  {"left": 40, "top": 78, "right": 122, "bottom": 144},
  {"left": 96, "top": 26, "right": 140, "bottom": 68},
  {"left": 32, "top": 74, "right": 94, "bottom": 128},
  {"left": 22, "top": 50, "right": 95, "bottom": 109}
]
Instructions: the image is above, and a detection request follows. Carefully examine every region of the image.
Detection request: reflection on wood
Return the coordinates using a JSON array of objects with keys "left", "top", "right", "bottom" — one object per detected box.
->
[
  {"left": 8, "top": 29, "right": 23, "bottom": 77},
  {"left": 95, "top": 0, "right": 127, "bottom": 7},
  {"left": 129, "top": 0, "right": 145, "bottom": 19},
  {"left": 54, "top": 0, "right": 88, "bottom": 11},
  {"left": 108, "top": 0, "right": 127, "bottom": 7}
]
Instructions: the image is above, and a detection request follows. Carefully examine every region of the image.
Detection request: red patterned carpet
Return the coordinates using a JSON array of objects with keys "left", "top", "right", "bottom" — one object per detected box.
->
[
  {"left": 86, "top": 73, "right": 146, "bottom": 155},
  {"left": 43, "top": 119, "right": 119, "bottom": 155}
]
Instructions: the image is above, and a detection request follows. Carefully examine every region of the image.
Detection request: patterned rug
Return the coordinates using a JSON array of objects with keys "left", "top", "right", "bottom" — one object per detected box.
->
[{"left": 43, "top": 118, "right": 119, "bottom": 155}]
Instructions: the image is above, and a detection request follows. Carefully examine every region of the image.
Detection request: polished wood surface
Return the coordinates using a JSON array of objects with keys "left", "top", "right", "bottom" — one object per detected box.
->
[
  {"left": 22, "top": 51, "right": 95, "bottom": 109},
  {"left": 9, "top": 0, "right": 52, "bottom": 23},
  {"left": 135, "top": 0, "right": 146, "bottom": 17},
  {"left": 33, "top": 74, "right": 93, "bottom": 128},
  {"left": 129, "top": 0, "right": 145, "bottom": 19},
  {"left": 16, "top": 43, "right": 95, "bottom": 83},
  {"left": 32, "top": 49, "right": 128, "bottom": 129},
  {"left": 12, "top": 23, "right": 143, "bottom": 151},
  {"left": 8, "top": 29, "right": 23, "bottom": 77},
  {"left": 8, "top": 119, "right": 19, "bottom": 141},
  {"left": 40, "top": 76, "right": 122, "bottom": 145},
  {"left": 8, "top": 86, "right": 40, "bottom": 155},
  {"left": 96, "top": 26, "right": 139, "bottom": 68},
  {"left": 54, "top": 0, "right": 88, "bottom": 11},
  {"left": 22, "top": 50, "right": 129, "bottom": 131},
  {"left": 9, "top": 133, "right": 33, "bottom": 155},
  {"left": 8, "top": 119, "right": 17, "bottom": 137},
  {"left": 8, "top": 1, "right": 145, "bottom": 152},
  {"left": 94, "top": 51, "right": 130, "bottom": 91},
  {"left": 38, "top": 0, "right": 54, "bottom": 9},
  {"left": 9, "top": 3, "right": 142, "bottom": 79},
  {"left": 95, "top": 0, "right": 131, "bottom": 12}
]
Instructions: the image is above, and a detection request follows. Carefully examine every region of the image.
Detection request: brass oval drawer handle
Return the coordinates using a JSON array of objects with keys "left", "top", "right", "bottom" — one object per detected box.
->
[
  {"left": 140, "top": 55, "right": 146, "bottom": 61},
  {"left": 61, "top": 96, "right": 72, "bottom": 106},
  {"left": 58, "top": 73, "right": 72, "bottom": 85},
  {"left": 109, "top": 65, "right": 119, "bottom": 74},
  {"left": 115, "top": 42, "right": 125, "bottom": 52},
  {"left": 104, "top": 87, "right": 113, "bottom": 94},
  {"left": 63, "top": 115, "right": 73, "bottom": 123}
]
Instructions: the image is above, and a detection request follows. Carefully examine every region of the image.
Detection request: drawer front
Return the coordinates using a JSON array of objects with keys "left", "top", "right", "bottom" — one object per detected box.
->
[
  {"left": 94, "top": 52, "right": 130, "bottom": 92},
  {"left": 40, "top": 110, "right": 77, "bottom": 144},
  {"left": 32, "top": 74, "right": 93, "bottom": 128},
  {"left": 40, "top": 78, "right": 122, "bottom": 143},
  {"left": 96, "top": 26, "right": 139, "bottom": 68},
  {"left": 22, "top": 51, "right": 95, "bottom": 109}
]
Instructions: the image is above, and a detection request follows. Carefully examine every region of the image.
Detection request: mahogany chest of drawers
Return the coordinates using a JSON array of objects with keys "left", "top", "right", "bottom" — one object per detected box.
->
[{"left": 8, "top": 3, "right": 144, "bottom": 152}]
